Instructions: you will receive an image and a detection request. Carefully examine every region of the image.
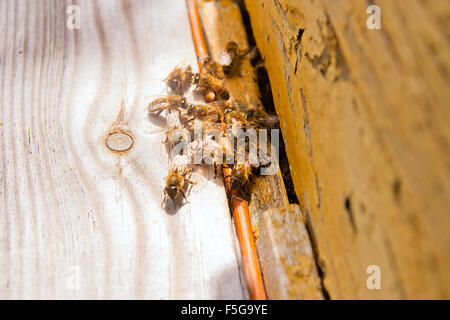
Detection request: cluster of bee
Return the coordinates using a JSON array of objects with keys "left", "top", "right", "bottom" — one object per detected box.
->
[{"left": 148, "top": 42, "right": 279, "bottom": 207}]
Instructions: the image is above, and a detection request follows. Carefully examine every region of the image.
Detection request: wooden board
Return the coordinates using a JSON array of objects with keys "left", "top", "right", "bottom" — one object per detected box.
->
[
  {"left": 257, "top": 205, "right": 323, "bottom": 299},
  {"left": 0, "top": 0, "right": 247, "bottom": 299},
  {"left": 198, "top": 0, "right": 323, "bottom": 299},
  {"left": 245, "top": 0, "right": 450, "bottom": 299}
]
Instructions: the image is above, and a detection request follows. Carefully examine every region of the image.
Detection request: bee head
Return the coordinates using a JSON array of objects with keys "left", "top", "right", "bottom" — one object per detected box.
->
[
  {"left": 187, "top": 104, "right": 196, "bottom": 116},
  {"left": 230, "top": 176, "right": 242, "bottom": 190},
  {"left": 230, "top": 167, "right": 243, "bottom": 190},
  {"left": 168, "top": 79, "right": 179, "bottom": 92},
  {"left": 245, "top": 109, "right": 255, "bottom": 120},
  {"left": 164, "top": 185, "right": 178, "bottom": 200},
  {"left": 180, "top": 97, "right": 187, "bottom": 108},
  {"left": 193, "top": 73, "right": 200, "bottom": 85}
]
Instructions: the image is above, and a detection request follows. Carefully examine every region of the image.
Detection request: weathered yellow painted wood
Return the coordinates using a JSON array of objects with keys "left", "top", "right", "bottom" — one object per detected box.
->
[
  {"left": 0, "top": 0, "right": 246, "bottom": 299},
  {"left": 245, "top": 0, "right": 450, "bottom": 299}
]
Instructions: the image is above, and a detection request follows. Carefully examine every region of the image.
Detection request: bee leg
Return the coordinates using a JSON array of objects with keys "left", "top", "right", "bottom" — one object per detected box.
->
[
  {"left": 187, "top": 183, "right": 194, "bottom": 196},
  {"left": 184, "top": 170, "right": 196, "bottom": 185},
  {"left": 186, "top": 175, "right": 197, "bottom": 187},
  {"left": 213, "top": 164, "right": 218, "bottom": 178},
  {"left": 180, "top": 190, "right": 189, "bottom": 204},
  {"left": 240, "top": 48, "right": 251, "bottom": 57},
  {"left": 185, "top": 178, "right": 197, "bottom": 186},
  {"left": 148, "top": 106, "right": 161, "bottom": 114},
  {"left": 154, "top": 107, "right": 165, "bottom": 115}
]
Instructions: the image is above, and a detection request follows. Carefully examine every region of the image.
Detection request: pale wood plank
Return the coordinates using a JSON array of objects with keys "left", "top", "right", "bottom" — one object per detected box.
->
[
  {"left": 257, "top": 205, "right": 323, "bottom": 300},
  {"left": 0, "top": 0, "right": 246, "bottom": 299}
]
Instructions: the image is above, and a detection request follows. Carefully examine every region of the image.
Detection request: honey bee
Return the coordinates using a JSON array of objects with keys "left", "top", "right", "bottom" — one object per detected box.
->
[
  {"left": 194, "top": 57, "right": 229, "bottom": 100},
  {"left": 148, "top": 95, "right": 188, "bottom": 115},
  {"left": 245, "top": 106, "right": 279, "bottom": 128},
  {"left": 164, "top": 64, "right": 194, "bottom": 95},
  {"left": 219, "top": 41, "right": 249, "bottom": 75},
  {"left": 187, "top": 103, "right": 223, "bottom": 122},
  {"left": 193, "top": 72, "right": 230, "bottom": 101},
  {"left": 162, "top": 154, "right": 196, "bottom": 206},
  {"left": 200, "top": 57, "right": 225, "bottom": 80},
  {"left": 228, "top": 162, "right": 253, "bottom": 190},
  {"left": 163, "top": 172, "right": 191, "bottom": 205}
]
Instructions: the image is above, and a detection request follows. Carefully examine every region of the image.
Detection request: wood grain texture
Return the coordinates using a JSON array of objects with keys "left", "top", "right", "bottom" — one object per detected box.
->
[
  {"left": 198, "top": 0, "right": 322, "bottom": 299},
  {"left": 0, "top": 0, "right": 246, "bottom": 299},
  {"left": 245, "top": 0, "right": 450, "bottom": 299},
  {"left": 257, "top": 205, "right": 323, "bottom": 299}
]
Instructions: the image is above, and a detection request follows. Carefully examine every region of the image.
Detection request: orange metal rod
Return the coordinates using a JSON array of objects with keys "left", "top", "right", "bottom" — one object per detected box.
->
[
  {"left": 186, "top": 0, "right": 267, "bottom": 300},
  {"left": 232, "top": 195, "right": 266, "bottom": 300},
  {"left": 186, "top": 0, "right": 209, "bottom": 60},
  {"left": 221, "top": 137, "right": 266, "bottom": 300}
]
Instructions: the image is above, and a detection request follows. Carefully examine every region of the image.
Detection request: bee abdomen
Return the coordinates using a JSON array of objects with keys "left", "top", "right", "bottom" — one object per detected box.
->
[
  {"left": 216, "top": 87, "right": 230, "bottom": 100},
  {"left": 148, "top": 97, "right": 167, "bottom": 107},
  {"left": 222, "top": 64, "right": 233, "bottom": 75}
]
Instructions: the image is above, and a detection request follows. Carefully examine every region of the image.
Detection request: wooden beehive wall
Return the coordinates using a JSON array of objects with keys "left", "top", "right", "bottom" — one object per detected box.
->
[{"left": 245, "top": 0, "right": 450, "bottom": 299}]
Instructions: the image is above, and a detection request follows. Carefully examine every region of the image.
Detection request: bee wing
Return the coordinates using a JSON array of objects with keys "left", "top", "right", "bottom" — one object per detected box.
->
[
  {"left": 258, "top": 115, "right": 279, "bottom": 128},
  {"left": 148, "top": 103, "right": 168, "bottom": 113},
  {"left": 202, "top": 114, "right": 219, "bottom": 123}
]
